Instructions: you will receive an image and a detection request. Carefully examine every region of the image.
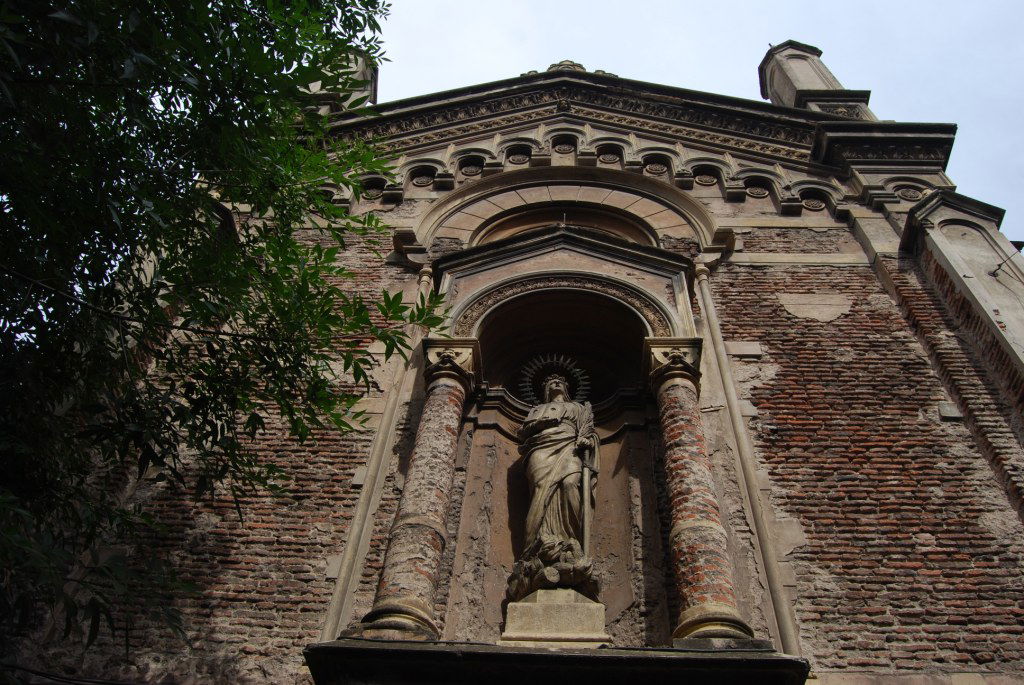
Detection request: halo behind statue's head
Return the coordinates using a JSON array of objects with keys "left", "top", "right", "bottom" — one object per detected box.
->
[{"left": 519, "top": 354, "right": 590, "bottom": 404}]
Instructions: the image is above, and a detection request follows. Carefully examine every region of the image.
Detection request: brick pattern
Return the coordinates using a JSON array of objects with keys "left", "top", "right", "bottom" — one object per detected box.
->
[
  {"left": 31, "top": 416, "right": 379, "bottom": 682},
  {"left": 21, "top": 231, "right": 419, "bottom": 682},
  {"left": 739, "top": 227, "right": 858, "bottom": 254},
  {"left": 918, "top": 249, "right": 1024, "bottom": 442},
  {"left": 878, "top": 254, "right": 1024, "bottom": 517},
  {"left": 654, "top": 377, "right": 743, "bottom": 629},
  {"left": 16, "top": 184, "right": 1024, "bottom": 681},
  {"left": 661, "top": 236, "right": 702, "bottom": 259},
  {"left": 711, "top": 264, "right": 1024, "bottom": 672}
]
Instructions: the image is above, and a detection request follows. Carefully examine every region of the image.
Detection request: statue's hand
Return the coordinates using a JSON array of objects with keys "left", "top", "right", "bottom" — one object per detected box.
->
[{"left": 576, "top": 436, "right": 594, "bottom": 450}]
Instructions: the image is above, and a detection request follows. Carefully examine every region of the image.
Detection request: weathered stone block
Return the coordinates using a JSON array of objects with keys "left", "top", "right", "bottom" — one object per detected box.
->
[{"left": 498, "top": 589, "right": 609, "bottom": 648}]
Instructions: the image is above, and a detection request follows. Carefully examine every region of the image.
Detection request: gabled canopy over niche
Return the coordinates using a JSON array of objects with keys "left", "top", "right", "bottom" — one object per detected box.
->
[{"left": 434, "top": 226, "right": 695, "bottom": 344}]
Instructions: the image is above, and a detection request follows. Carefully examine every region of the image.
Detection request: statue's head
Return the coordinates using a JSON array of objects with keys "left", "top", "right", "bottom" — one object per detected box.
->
[{"left": 542, "top": 374, "right": 570, "bottom": 402}]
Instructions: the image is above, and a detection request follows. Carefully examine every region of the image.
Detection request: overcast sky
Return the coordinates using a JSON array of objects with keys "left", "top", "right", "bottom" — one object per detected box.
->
[{"left": 375, "top": 0, "right": 1024, "bottom": 242}]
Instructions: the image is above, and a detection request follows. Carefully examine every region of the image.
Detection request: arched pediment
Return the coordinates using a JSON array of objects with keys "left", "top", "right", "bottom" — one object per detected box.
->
[{"left": 414, "top": 166, "right": 718, "bottom": 250}]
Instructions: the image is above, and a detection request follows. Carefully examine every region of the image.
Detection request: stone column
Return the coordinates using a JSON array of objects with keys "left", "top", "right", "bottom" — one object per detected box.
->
[
  {"left": 645, "top": 338, "right": 754, "bottom": 642},
  {"left": 353, "top": 339, "right": 479, "bottom": 640}
]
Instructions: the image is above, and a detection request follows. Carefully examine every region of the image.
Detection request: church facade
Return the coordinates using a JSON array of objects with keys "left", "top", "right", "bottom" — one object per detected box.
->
[{"left": 59, "top": 42, "right": 1024, "bottom": 683}]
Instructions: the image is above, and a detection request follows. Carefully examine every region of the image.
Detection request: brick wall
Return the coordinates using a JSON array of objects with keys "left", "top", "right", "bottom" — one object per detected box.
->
[
  {"left": 17, "top": 192, "right": 1024, "bottom": 682},
  {"left": 918, "top": 248, "right": 1024, "bottom": 438},
  {"left": 711, "top": 264, "right": 1024, "bottom": 674},
  {"left": 738, "top": 227, "right": 859, "bottom": 254},
  {"left": 20, "top": 230, "right": 419, "bottom": 683}
]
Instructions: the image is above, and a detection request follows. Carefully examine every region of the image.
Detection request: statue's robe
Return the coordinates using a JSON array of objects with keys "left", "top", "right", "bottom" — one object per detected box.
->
[{"left": 520, "top": 399, "right": 598, "bottom": 551}]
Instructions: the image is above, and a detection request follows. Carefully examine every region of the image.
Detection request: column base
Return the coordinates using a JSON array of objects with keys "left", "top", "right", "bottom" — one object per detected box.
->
[
  {"left": 498, "top": 589, "right": 610, "bottom": 649},
  {"left": 673, "top": 636, "right": 776, "bottom": 650},
  {"left": 673, "top": 602, "right": 754, "bottom": 640},
  {"left": 341, "top": 599, "right": 439, "bottom": 641}
]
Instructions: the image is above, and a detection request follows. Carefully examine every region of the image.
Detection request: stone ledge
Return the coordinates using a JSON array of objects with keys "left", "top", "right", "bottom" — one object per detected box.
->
[
  {"left": 727, "top": 253, "right": 871, "bottom": 266},
  {"left": 304, "top": 638, "right": 810, "bottom": 685}
]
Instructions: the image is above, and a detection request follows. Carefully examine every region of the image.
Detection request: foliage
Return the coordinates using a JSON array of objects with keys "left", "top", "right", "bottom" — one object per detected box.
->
[{"left": 0, "top": 0, "right": 441, "bottom": 648}]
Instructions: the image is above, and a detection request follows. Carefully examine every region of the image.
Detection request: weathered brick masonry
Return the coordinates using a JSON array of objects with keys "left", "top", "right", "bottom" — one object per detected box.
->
[
  {"left": 739, "top": 227, "right": 860, "bottom": 254},
  {"left": 21, "top": 43, "right": 1024, "bottom": 685},
  {"left": 879, "top": 253, "right": 1024, "bottom": 515},
  {"left": 712, "top": 263, "right": 1024, "bottom": 672},
  {"left": 28, "top": 231, "right": 419, "bottom": 683}
]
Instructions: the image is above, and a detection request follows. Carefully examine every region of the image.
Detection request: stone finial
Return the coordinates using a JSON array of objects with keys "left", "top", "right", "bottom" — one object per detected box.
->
[
  {"left": 758, "top": 40, "right": 875, "bottom": 119},
  {"left": 759, "top": 41, "right": 839, "bottom": 102},
  {"left": 547, "top": 59, "right": 586, "bottom": 72},
  {"left": 306, "top": 55, "right": 378, "bottom": 110}
]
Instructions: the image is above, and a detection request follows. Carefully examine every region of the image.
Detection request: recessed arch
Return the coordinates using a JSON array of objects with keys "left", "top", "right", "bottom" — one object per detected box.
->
[
  {"left": 397, "top": 158, "right": 446, "bottom": 181},
  {"left": 453, "top": 146, "right": 499, "bottom": 163},
  {"left": 450, "top": 271, "right": 677, "bottom": 339},
  {"left": 789, "top": 179, "right": 843, "bottom": 202},
  {"left": 680, "top": 156, "right": 731, "bottom": 179},
  {"left": 414, "top": 166, "right": 716, "bottom": 249},
  {"left": 475, "top": 288, "right": 650, "bottom": 405},
  {"left": 544, "top": 125, "right": 586, "bottom": 147},
  {"left": 589, "top": 135, "right": 634, "bottom": 155},
  {"left": 474, "top": 203, "right": 659, "bottom": 246},
  {"left": 498, "top": 137, "right": 542, "bottom": 155}
]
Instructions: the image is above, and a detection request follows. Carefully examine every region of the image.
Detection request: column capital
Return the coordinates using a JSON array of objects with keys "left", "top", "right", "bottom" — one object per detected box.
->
[
  {"left": 694, "top": 264, "right": 712, "bottom": 281},
  {"left": 423, "top": 337, "right": 480, "bottom": 392},
  {"left": 645, "top": 337, "right": 703, "bottom": 391}
]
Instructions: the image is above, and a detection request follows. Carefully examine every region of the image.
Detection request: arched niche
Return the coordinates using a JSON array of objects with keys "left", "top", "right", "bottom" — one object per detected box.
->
[
  {"left": 476, "top": 289, "right": 648, "bottom": 409},
  {"left": 450, "top": 270, "right": 677, "bottom": 341},
  {"left": 440, "top": 283, "right": 674, "bottom": 646}
]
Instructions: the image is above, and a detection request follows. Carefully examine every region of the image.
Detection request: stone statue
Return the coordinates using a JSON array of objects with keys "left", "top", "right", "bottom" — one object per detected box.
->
[{"left": 507, "top": 373, "right": 600, "bottom": 602}]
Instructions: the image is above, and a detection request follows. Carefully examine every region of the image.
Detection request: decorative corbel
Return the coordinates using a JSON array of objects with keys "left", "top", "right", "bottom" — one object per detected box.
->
[
  {"left": 481, "top": 161, "right": 504, "bottom": 177},
  {"left": 381, "top": 183, "right": 404, "bottom": 204},
  {"left": 778, "top": 191, "right": 804, "bottom": 216},
  {"left": 645, "top": 337, "right": 703, "bottom": 392},
  {"left": 432, "top": 172, "right": 455, "bottom": 191},
  {"left": 387, "top": 228, "right": 429, "bottom": 269},
  {"left": 673, "top": 169, "right": 695, "bottom": 190},
  {"left": 423, "top": 338, "right": 481, "bottom": 393},
  {"left": 576, "top": 150, "right": 598, "bottom": 167},
  {"left": 723, "top": 178, "right": 747, "bottom": 202}
]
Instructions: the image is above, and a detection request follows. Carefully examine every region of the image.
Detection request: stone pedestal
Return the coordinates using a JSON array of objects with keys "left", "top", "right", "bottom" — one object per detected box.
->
[{"left": 498, "top": 589, "right": 610, "bottom": 648}]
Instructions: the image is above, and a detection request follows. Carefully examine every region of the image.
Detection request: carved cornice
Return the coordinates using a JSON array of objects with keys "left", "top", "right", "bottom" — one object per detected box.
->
[
  {"left": 573, "top": 106, "right": 809, "bottom": 161},
  {"left": 335, "top": 84, "right": 816, "bottom": 162},
  {"left": 645, "top": 338, "right": 703, "bottom": 391},
  {"left": 434, "top": 224, "right": 693, "bottom": 284},
  {"left": 812, "top": 122, "right": 957, "bottom": 170},
  {"left": 423, "top": 338, "right": 480, "bottom": 392}
]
